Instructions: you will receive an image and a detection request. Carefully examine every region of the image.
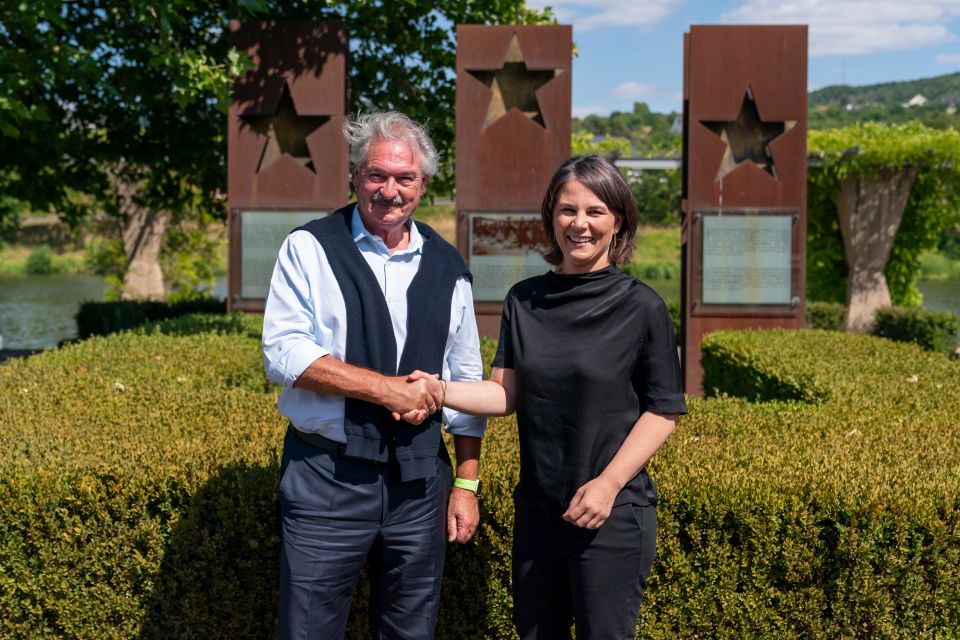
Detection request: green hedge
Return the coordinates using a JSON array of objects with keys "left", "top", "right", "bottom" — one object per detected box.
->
[
  {"left": 873, "top": 305, "right": 960, "bottom": 353},
  {"left": 804, "top": 301, "right": 846, "bottom": 332},
  {"left": 805, "top": 301, "right": 959, "bottom": 353},
  {"left": 74, "top": 297, "right": 226, "bottom": 340},
  {"left": 2, "top": 318, "right": 959, "bottom": 638}
]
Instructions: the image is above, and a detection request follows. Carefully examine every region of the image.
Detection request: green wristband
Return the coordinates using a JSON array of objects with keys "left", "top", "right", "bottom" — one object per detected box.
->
[{"left": 453, "top": 477, "right": 480, "bottom": 494}]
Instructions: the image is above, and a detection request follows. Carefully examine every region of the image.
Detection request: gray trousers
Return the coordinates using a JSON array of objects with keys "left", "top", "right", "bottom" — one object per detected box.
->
[{"left": 277, "top": 427, "right": 451, "bottom": 640}]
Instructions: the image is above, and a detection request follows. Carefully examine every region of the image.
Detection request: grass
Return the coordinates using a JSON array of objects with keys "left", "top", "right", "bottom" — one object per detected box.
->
[
  {"left": 415, "top": 203, "right": 457, "bottom": 244},
  {"left": 918, "top": 249, "right": 960, "bottom": 280},
  {"left": 629, "top": 225, "right": 682, "bottom": 280},
  {"left": 0, "top": 245, "right": 88, "bottom": 276}
]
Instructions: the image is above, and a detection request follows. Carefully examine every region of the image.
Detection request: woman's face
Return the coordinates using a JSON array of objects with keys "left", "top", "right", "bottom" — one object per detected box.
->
[{"left": 552, "top": 179, "right": 622, "bottom": 274}]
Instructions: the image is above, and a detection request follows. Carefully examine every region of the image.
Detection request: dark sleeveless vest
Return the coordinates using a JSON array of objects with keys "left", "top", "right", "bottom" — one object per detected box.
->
[{"left": 296, "top": 204, "right": 471, "bottom": 481}]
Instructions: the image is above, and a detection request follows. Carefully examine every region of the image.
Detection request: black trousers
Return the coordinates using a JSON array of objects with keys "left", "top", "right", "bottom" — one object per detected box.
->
[
  {"left": 512, "top": 490, "right": 657, "bottom": 640},
  {"left": 276, "top": 427, "right": 452, "bottom": 640}
]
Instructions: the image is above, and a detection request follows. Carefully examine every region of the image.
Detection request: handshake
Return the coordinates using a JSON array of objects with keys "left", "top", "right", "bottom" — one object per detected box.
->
[{"left": 387, "top": 370, "right": 445, "bottom": 425}]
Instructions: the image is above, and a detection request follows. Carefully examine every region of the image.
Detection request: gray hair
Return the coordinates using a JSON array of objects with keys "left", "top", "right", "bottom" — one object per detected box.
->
[{"left": 343, "top": 111, "right": 440, "bottom": 179}]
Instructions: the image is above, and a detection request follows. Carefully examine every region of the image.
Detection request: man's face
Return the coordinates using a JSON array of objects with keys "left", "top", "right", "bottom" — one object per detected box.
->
[{"left": 353, "top": 139, "right": 428, "bottom": 237}]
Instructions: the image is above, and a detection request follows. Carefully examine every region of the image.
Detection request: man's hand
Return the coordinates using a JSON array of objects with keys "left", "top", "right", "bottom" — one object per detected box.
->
[
  {"left": 391, "top": 371, "right": 443, "bottom": 424},
  {"left": 447, "top": 487, "right": 479, "bottom": 543},
  {"left": 381, "top": 373, "right": 442, "bottom": 420},
  {"left": 561, "top": 474, "right": 621, "bottom": 530}
]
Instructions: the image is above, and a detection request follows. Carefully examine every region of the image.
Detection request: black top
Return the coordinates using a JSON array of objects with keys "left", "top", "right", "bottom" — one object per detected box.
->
[{"left": 493, "top": 265, "right": 687, "bottom": 509}]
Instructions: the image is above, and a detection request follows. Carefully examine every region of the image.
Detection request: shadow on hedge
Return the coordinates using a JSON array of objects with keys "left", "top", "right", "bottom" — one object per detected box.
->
[
  {"left": 136, "top": 457, "right": 503, "bottom": 639},
  {"left": 138, "top": 461, "right": 282, "bottom": 640}
]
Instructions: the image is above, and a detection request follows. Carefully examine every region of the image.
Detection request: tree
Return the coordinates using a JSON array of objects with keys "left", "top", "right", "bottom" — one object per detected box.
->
[
  {"left": 573, "top": 101, "right": 681, "bottom": 156},
  {"left": 0, "top": 0, "right": 553, "bottom": 298},
  {"left": 807, "top": 122, "right": 960, "bottom": 331},
  {"left": 571, "top": 130, "right": 631, "bottom": 158}
]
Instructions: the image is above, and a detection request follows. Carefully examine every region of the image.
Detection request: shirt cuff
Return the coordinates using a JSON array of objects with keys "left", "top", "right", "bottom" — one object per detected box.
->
[
  {"left": 442, "top": 408, "right": 486, "bottom": 438},
  {"left": 277, "top": 341, "right": 330, "bottom": 388}
]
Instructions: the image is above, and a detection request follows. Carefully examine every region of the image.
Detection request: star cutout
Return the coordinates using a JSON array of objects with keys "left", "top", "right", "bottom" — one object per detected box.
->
[
  {"left": 700, "top": 86, "right": 796, "bottom": 181},
  {"left": 241, "top": 82, "right": 329, "bottom": 174},
  {"left": 466, "top": 34, "right": 564, "bottom": 129}
]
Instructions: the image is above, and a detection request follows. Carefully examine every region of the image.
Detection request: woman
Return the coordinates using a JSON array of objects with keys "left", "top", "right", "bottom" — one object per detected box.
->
[{"left": 414, "top": 154, "right": 686, "bottom": 639}]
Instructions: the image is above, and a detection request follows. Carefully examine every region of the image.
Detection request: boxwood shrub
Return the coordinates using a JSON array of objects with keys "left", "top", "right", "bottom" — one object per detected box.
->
[
  {"left": 804, "top": 301, "right": 846, "bottom": 331},
  {"left": 2, "top": 319, "right": 958, "bottom": 638},
  {"left": 873, "top": 305, "right": 960, "bottom": 354},
  {"left": 805, "top": 301, "right": 959, "bottom": 353},
  {"left": 74, "top": 297, "right": 226, "bottom": 341}
]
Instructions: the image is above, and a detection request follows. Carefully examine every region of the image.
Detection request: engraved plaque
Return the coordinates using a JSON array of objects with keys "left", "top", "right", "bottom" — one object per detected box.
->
[
  {"left": 701, "top": 214, "right": 793, "bottom": 305},
  {"left": 467, "top": 212, "right": 551, "bottom": 302},
  {"left": 238, "top": 210, "right": 326, "bottom": 300}
]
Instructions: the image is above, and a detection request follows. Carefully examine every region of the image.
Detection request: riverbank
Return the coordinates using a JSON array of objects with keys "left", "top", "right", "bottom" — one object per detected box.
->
[{"left": 0, "top": 245, "right": 87, "bottom": 276}]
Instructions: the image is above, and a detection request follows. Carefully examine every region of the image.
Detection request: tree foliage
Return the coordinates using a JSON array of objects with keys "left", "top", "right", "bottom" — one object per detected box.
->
[
  {"left": 573, "top": 101, "right": 681, "bottom": 156},
  {"left": 0, "top": 0, "right": 553, "bottom": 291},
  {"left": 570, "top": 130, "right": 630, "bottom": 158},
  {"left": 807, "top": 122, "right": 960, "bottom": 305},
  {"left": 629, "top": 168, "right": 681, "bottom": 227}
]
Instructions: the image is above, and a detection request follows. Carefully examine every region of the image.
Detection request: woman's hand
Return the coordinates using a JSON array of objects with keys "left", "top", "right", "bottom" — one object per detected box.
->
[{"left": 561, "top": 474, "right": 622, "bottom": 529}]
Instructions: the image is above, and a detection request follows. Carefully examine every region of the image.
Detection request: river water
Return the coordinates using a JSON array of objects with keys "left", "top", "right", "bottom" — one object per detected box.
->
[
  {"left": 0, "top": 274, "right": 956, "bottom": 350},
  {"left": 0, "top": 275, "right": 227, "bottom": 350}
]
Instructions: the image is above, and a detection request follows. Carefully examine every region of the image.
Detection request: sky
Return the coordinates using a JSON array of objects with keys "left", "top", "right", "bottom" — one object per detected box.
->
[{"left": 523, "top": 0, "right": 960, "bottom": 116}]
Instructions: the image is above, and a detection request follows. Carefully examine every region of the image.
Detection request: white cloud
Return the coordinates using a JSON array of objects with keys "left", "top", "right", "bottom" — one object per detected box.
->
[
  {"left": 611, "top": 81, "right": 655, "bottom": 100},
  {"left": 722, "top": 0, "right": 960, "bottom": 57},
  {"left": 936, "top": 53, "right": 960, "bottom": 63},
  {"left": 572, "top": 105, "right": 610, "bottom": 117},
  {"left": 525, "top": 0, "right": 684, "bottom": 31}
]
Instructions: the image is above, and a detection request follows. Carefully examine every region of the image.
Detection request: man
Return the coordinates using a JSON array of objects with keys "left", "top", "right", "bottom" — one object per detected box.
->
[{"left": 262, "top": 111, "right": 485, "bottom": 639}]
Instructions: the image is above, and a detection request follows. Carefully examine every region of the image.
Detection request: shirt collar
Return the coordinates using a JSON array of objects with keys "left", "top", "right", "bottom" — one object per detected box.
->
[{"left": 350, "top": 205, "right": 423, "bottom": 255}]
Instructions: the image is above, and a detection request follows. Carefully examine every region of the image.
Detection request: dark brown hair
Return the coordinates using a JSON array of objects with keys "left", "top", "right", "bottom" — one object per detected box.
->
[{"left": 540, "top": 154, "right": 638, "bottom": 266}]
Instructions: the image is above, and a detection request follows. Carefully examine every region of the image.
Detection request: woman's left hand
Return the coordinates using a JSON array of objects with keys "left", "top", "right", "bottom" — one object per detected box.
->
[{"left": 562, "top": 475, "right": 621, "bottom": 529}]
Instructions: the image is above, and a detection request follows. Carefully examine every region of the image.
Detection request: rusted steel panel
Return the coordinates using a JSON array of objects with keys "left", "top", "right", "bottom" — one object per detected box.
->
[
  {"left": 228, "top": 20, "right": 348, "bottom": 210},
  {"left": 227, "top": 21, "right": 348, "bottom": 311},
  {"left": 682, "top": 26, "right": 808, "bottom": 395},
  {"left": 455, "top": 25, "right": 572, "bottom": 332},
  {"left": 455, "top": 24, "right": 571, "bottom": 212}
]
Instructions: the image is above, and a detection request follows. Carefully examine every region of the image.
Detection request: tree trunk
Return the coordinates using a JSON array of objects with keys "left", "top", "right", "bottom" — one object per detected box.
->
[
  {"left": 116, "top": 179, "right": 169, "bottom": 301},
  {"left": 836, "top": 168, "right": 916, "bottom": 332}
]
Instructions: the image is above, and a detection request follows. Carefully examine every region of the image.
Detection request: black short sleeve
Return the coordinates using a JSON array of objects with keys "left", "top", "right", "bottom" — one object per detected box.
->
[
  {"left": 633, "top": 299, "right": 687, "bottom": 415},
  {"left": 492, "top": 290, "right": 514, "bottom": 369}
]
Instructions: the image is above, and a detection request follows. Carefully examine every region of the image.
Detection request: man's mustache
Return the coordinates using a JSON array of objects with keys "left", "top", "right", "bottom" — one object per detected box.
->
[{"left": 372, "top": 192, "right": 404, "bottom": 206}]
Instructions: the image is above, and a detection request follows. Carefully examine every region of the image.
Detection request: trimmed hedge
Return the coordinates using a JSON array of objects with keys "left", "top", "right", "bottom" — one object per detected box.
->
[
  {"left": 74, "top": 297, "right": 226, "bottom": 340},
  {"left": 804, "top": 301, "right": 846, "bottom": 332},
  {"left": 2, "top": 319, "right": 959, "bottom": 638}
]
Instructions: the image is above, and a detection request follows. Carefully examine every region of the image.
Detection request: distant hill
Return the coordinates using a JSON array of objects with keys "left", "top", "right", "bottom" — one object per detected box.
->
[
  {"left": 575, "top": 72, "right": 960, "bottom": 152},
  {"left": 810, "top": 72, "right": 960, "bottom": 109},
  {"left": 807, "top": 72, "right": 960, "bottom": 130}
]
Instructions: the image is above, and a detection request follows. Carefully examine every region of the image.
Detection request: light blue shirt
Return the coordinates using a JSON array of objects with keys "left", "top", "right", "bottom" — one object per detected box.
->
[{"left": 262, "top": 207, "right": 486, "bottom": 442}]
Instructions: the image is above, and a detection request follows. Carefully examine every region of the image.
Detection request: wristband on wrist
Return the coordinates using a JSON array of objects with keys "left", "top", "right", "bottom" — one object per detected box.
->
[{"left": 453, "top": 477, "right": 480, "bottom": 494}]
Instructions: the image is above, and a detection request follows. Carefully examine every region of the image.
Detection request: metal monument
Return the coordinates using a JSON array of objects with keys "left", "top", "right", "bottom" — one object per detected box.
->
[
  {"left": 227, "top": 20, "right": 348, "bottom": 312},
  {"left": 455, "top": 24, "right": 572, "bottom": 336},
  {"left": 682, "top": 25, "right": 808, "bottom": 395}
]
